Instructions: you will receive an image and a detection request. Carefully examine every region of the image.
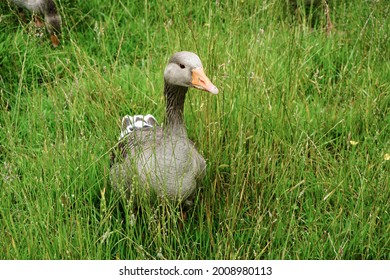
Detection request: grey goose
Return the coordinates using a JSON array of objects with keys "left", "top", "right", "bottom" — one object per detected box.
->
[
  {"left": 110, "top": 51, "right": 218, "bottom": 208},
  {"left": 10, "top": 0, "right": 62, "bottom": 47}
]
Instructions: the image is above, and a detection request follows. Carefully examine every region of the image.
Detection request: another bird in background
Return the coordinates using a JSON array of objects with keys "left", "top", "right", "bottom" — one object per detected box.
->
[{"left": 10, "top": 0, "right": 62, "bottom": 47}]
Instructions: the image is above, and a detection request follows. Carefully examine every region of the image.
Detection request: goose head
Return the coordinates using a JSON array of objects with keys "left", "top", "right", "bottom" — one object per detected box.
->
[{"left": 164, "top": 51, "right": 218, "bottom": 94}]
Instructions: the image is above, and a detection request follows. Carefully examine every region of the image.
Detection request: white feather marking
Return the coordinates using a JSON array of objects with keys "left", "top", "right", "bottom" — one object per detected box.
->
[{"left": 118, "top": 114, "right": 158, "bottom": 140}]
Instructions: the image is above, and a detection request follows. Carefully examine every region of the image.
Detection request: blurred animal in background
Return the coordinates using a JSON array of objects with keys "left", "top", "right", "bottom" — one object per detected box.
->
[{"left": 9, "top": 0, "right": 62, "bottom": 47}]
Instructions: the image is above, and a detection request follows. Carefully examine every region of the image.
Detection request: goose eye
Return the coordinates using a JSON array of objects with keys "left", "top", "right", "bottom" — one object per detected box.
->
[{"left": 179, "top": 64, "right": 185, "bottom": 69}]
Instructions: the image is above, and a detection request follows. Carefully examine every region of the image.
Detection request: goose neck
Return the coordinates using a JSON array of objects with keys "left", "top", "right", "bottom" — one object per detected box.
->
[{"left": 164, "top": 81, "right": 188, "bottom": 134}]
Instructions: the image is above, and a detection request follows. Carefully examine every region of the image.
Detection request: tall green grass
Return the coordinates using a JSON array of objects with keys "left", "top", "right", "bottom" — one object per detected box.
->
[{"left": 0, "top": 0, "right": 389, "bottom": 259}]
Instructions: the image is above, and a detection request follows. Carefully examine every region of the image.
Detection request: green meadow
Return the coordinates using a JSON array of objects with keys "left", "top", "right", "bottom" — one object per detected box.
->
[{"left": 0, "top": 0, "right": 389, "bottom": 259}]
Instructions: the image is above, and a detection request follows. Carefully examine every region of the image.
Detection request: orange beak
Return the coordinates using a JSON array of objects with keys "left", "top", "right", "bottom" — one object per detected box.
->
[
  {"left": 191, "top": 67, "right": 218, "bottom": 94},
  {"left": 50, "top": 34, "right": 60, "bottom": 48}
]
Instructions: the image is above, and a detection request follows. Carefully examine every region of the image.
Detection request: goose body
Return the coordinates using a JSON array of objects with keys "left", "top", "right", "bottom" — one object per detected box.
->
[
  {"left": 110, "top": 52, "right": 218, "bottom": 207},
  {"left": 11, "top": 0, "right": 62, "bottom": 47}
]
